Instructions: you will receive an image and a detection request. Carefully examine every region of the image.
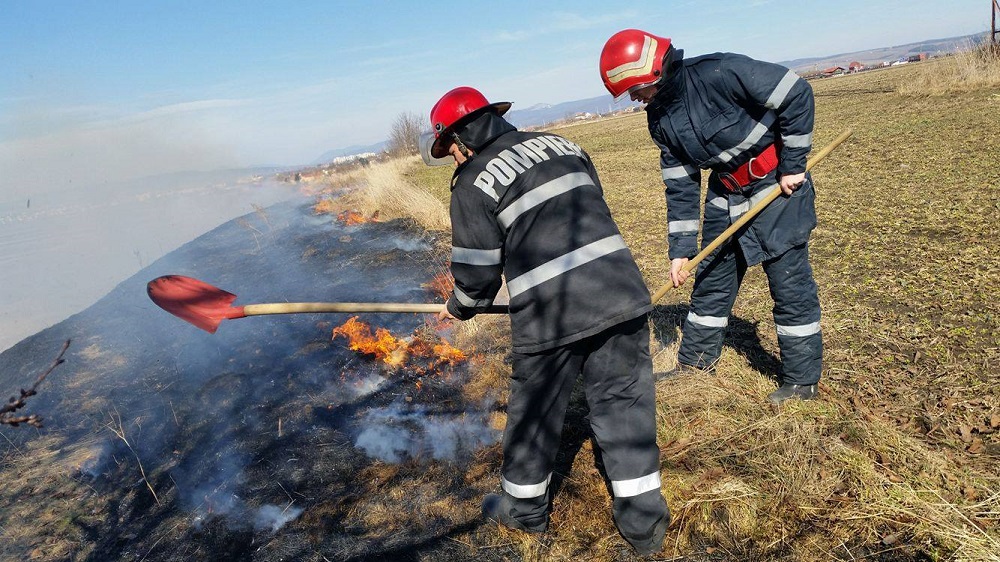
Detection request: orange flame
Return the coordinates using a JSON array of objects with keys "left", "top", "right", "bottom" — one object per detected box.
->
[
  {"left": 337, "top": 209, "right": 379, "bottom": 225},
  {"left": 432, "top": 341, "right": 467, "bottom": 365},
  {"left": 313, "top": 198, "right": 338, "bottom": 215},
  {"left": 332, "top": 316, "right": 406, "bottom": 366},
  {"left": 422, "top": 270, "right": 454, "bottom": 301},
  {"left": 332, "top": 317, "right": 468, "bottom": 373}
]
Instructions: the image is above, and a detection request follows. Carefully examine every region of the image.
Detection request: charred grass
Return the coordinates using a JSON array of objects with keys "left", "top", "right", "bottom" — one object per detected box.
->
[{"left": 399, "top": 61, "right": 999, "bottom": 560}]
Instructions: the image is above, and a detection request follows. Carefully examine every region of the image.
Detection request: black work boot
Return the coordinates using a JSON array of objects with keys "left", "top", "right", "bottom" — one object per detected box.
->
[
  {"left": 482, "top": 493, "right": 548, "bottom": 533},
  {"left": 767, "top": 383, "right": 818, "bottom": 405},
  {"left": 655, "top": 363, "right": 715, "bottom": 381},
  {"left": 626, "top": 511, "right": 670, "bottom": 557}
]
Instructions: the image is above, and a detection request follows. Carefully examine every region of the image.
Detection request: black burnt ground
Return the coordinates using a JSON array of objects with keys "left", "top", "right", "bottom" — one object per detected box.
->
[{"left": 0, "top": 199, "right": 505, "bottom": 562}]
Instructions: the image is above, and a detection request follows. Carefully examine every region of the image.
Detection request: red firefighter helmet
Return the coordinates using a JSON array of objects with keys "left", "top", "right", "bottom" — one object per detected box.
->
[
  {"left": 599, "top": 29, "right": 672, "bottom": 99},
  {"left": 428, "top": 86, "right": 511, "bottom": 158}
]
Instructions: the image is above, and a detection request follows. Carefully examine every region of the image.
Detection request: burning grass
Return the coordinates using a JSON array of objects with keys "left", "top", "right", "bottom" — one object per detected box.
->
[
  {"left": 325, "top": 156, "right": 450, "bottom": 232},
  {"left": 331, "top": 316, "right": 467, "bottom": 375},
  {"left": 398, "top": 62, "right": 1000, "bottom": 560}
]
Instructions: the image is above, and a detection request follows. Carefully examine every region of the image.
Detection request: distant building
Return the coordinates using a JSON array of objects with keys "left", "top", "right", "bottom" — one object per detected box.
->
[
  {"left": 848, "top": 61, "right": 865, "bottom": 72},
  {"left": 821, "top": 66, "right": 846, "bottom": 77}
]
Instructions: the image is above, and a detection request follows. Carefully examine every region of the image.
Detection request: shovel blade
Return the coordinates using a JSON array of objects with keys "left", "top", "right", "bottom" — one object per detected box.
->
[{"left": 147, "top": 275, "right": 245, "bottom": 333}]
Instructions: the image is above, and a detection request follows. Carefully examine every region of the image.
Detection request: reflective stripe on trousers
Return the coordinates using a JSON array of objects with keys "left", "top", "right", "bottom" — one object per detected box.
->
[
  {"left": 679, "top": 241, "right": 822, "bottom": 384},
  {"left": 502, "top": 315, "right": 669, "bottom": 547}
]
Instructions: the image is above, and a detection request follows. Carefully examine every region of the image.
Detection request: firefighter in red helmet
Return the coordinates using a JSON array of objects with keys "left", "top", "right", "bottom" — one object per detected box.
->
[
  {"left": 424, "top": 86, "right": 670, "bottom": 555},
  {"left": 600, "top": 29, "right": 823, "bottom": 404}
]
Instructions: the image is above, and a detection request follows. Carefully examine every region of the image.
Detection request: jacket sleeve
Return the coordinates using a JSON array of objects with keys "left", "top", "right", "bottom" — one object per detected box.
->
[
  {"left": 722, "top": 54, "right": 815, "bottom": 175},
  {"left": 650, "top": 125, "right": 702, "bottom": 260},
  {"left": 446, "top": 182, "right": 504, "bottom": 320}
]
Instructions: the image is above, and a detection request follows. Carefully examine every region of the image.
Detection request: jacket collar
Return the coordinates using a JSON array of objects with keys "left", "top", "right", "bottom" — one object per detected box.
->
[{"left": 649, "top": 48, "right": 685, "bottom": 108}]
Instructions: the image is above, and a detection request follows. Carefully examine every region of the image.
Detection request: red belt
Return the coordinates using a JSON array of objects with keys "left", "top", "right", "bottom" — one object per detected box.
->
[{"left": 719, "top": 143, "right": 779, "bottom": 193}]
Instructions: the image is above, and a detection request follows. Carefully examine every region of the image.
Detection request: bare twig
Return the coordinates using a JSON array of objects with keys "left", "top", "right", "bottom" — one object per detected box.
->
[
  {"left": 1, "top": 339, "right": 71, "bottom": 428},
  {"left": 106, "top": 407, "right": 160, "bottom": 505}
]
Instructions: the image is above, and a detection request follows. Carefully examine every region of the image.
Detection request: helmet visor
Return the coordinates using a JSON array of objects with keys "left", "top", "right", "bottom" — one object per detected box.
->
[
  {"left": 614, "top": 78, "right": 662, "bottom": 102},
  {"left": 419, "top": 132, "right": 453, "bottom": 166}
]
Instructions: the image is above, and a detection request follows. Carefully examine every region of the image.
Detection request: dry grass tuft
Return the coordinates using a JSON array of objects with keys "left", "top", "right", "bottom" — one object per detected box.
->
[
  {"left": 336, "top": 156, "right": 450, "bottom": 231},
  {"left": 654, "top": 361, "right": 999, "bottom": 560},
  {"left": 0, "top": 435, "right": 102, "bottom": 561},
  {"left": 898, "top": 45, "right": 1000, "bottom": 95},
  {"left": 451, "top": 314, "right": 513, "bottom": 405}
]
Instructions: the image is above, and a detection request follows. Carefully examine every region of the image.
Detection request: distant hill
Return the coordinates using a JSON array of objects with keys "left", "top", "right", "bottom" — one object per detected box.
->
[
  {"left": 312, "top": 140, "right": 387, "bottom": 165},
  {"left": 312, "top": 95, "right": 640, "bottom": 164},
  {"left": 777, "top": 33, "right": 984, "bottom": 73},
  {"left": 503, "top": 94, "right": 641, "bottom": 128}
]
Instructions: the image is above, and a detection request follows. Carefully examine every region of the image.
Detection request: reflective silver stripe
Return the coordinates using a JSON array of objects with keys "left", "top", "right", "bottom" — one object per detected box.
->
[
  {"left": 605, "top": 35, "right": 653, "bottom": 78},
  {"left": 709, "top": 196, "right": 728, "bottom": 210},
  {"left": 765, "top": 70, "right": 801, "bottom": 109},
  {"left": 502, "top": 473, "right": 551, "bottom": 499},
  {"left": 661, "top": 164, "right": 698, "bottom": 180},
  {"left": 452, "top": 246, "right": 502, "bottom": 266},
  {"left": 497, "top": 172, "right": 594, "bottom": 228},
  {"left": 687, "top": 311, "right": 728, "bottom": 328},
  {"left": 453, "top": 286, "right": 493, "bottom": 308},
  {"left": 611, "top": 471, "right": 661, "bottom": 498},
  {"left": 668, "top": 219, "right": 700, "bottom": 234},
  {"left": 776, "top": 321, "right": 821, "bottom": 337},
  {"left": 781, "top": 132, "right": 812, "bottom": 148},
  {"left": 710, "top": 112, "right": 777, "bottom": 165},
  {"left": 506, "top": 235, "right": 627, "bottom": 298},
  {"left": 730, "top": 186, "right": 779, "bottom": 219}
]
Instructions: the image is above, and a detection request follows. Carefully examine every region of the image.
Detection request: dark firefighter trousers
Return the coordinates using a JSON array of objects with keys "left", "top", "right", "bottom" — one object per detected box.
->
[
  {"left": 499, "top": 314, "right": 669, "bottom": 551},
  {"left": 678, "top": 236, "right": 823, "bottom": 385}
]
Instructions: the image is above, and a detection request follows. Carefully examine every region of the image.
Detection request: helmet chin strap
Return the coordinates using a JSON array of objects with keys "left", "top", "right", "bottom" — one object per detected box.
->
[{"left": 451, "top": 133, "right": 471, "bottom": 158}]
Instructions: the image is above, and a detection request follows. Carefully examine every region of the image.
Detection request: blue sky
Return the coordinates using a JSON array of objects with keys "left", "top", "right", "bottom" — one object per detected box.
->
[{"left": 0, "top": 0, "right": 989, "bottom": 195}]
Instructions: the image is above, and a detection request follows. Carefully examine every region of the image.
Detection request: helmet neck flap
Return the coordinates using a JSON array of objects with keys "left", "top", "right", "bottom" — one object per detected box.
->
[
  {"left": 649, "top": 47, "right": 685, "bottom": 106},
  {"left": 453, "top": 111, "right": 517, "bottom": 155}
]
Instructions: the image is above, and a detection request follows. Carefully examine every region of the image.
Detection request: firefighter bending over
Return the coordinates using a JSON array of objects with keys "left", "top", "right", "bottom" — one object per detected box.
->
[{"left": 600, "top": 29, "right": 824, "bottom": 404}]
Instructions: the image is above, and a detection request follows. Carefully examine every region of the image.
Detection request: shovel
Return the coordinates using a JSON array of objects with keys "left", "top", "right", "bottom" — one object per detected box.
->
[
  {"left": 147, "top": 275, "right": 509, "bottom": 333},
  {"left": 650, "top": 129, "right": 853, "bottom": 303}
]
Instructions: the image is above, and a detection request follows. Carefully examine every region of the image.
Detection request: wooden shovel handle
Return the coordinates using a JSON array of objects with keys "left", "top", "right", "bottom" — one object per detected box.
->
[
  {"left": 651, "top": 129, "right": 853, "bottom": 304},
  {"left": 243, "top": 302, "right": 509, "bottom": 315}
]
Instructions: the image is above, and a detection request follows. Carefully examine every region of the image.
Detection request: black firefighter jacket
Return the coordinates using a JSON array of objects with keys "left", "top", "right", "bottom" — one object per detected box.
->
[
  {"left": 646, "top": 50, "right": 817, "bottom": 266},
  {"left": 445, "top": 130, "right": 652, "bottom": 354}
]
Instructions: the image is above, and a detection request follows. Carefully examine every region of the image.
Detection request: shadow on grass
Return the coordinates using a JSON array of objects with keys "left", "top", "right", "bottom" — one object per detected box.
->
[{"left": 650, "top": 304, "right": 782, "bottom": 381}]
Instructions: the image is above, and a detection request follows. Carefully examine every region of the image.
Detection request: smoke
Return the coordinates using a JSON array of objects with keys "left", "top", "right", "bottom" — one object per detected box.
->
[
  {"left": 0, "top": 107, "right": 242, "bottom": 201},
  {"left": 388, "top": 236, "right": 431, "bottom": 252},
  {"left": 354, "top": 400, "right": 499, "bottom": 463},
  {"left": 254, "top": 504, "right": 305, "bottom": 532},
  {"left": 75, "top": 440, "right": 113, "bottom": 479},
  {"left": 0, "top": 173, "right": 296, "bottom": 352}
]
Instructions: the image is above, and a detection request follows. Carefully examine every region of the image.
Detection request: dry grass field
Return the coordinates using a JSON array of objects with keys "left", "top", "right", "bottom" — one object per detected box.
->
[{"left": 393, "top": 56, "right": 999, "bottom": 561}]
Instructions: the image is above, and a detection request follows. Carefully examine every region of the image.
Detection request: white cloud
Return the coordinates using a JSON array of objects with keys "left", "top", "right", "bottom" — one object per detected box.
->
[{"left": 121, "top": 98, "right": 252, "bottom": 123}]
